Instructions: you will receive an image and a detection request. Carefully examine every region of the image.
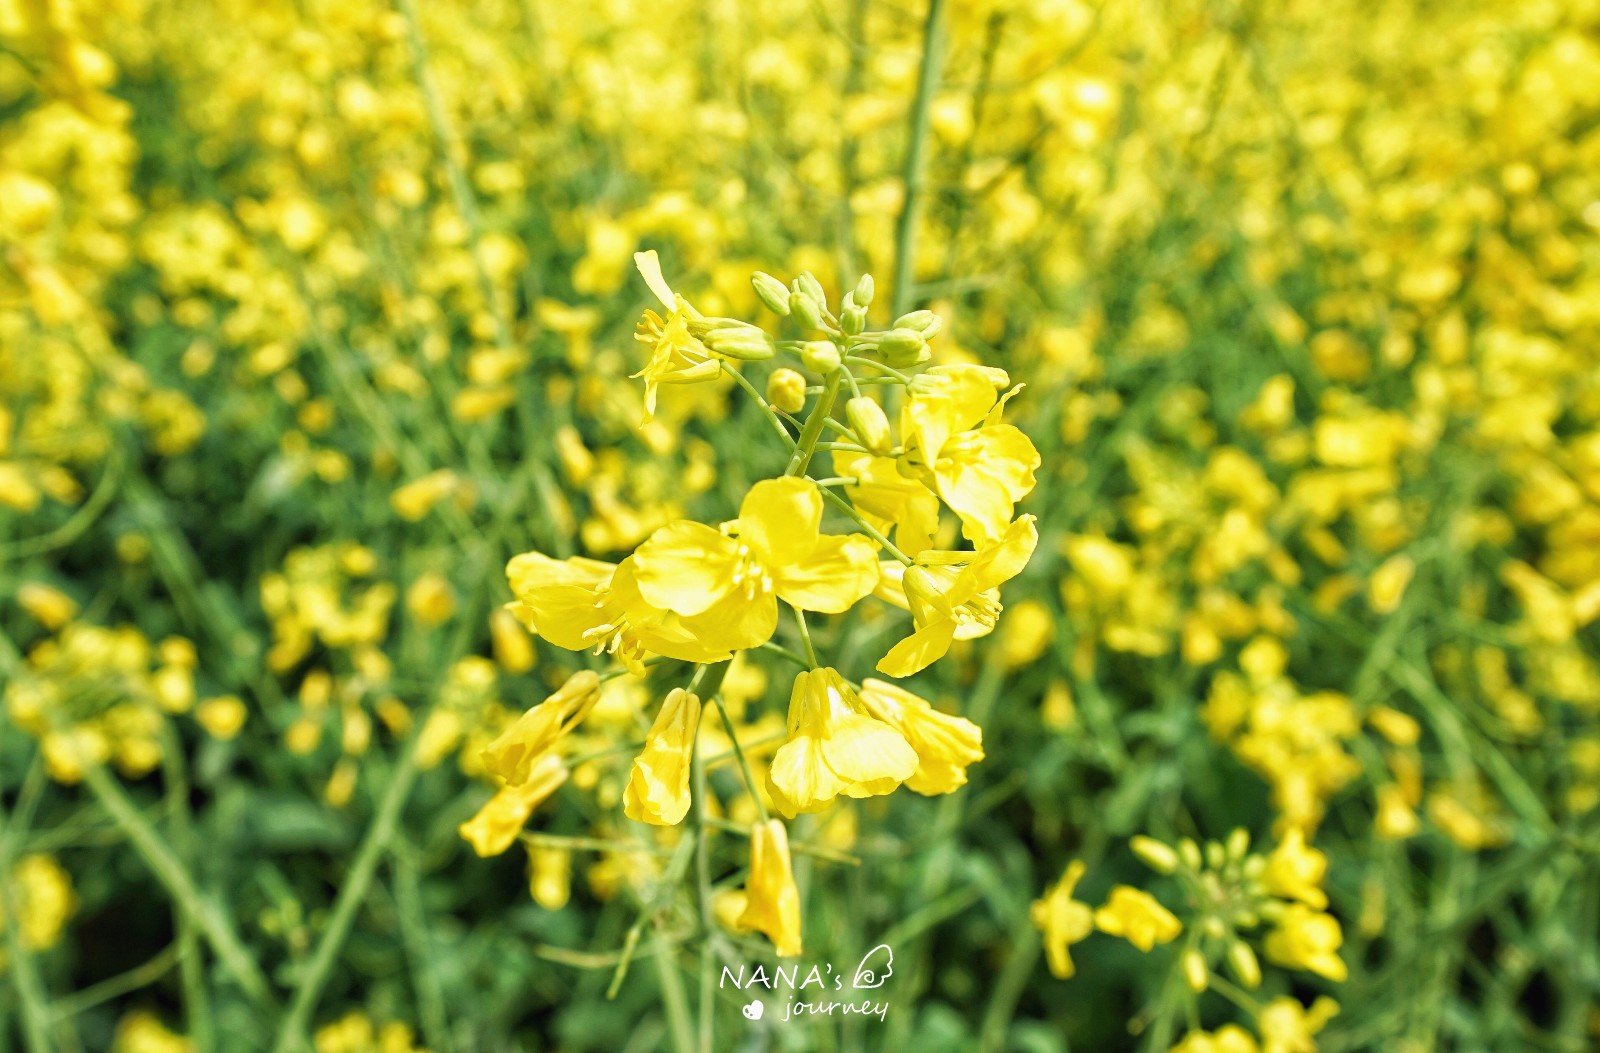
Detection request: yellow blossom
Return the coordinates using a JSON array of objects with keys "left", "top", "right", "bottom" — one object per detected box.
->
[
  {"left": 858, "top": 678, "right": 984, "bottom": 794},
  {"left": 766, "top": 667, "right": 917, "bottom": 817},
  {"left": 1264, "top": 903, "right": 1348, "bottom": 982},
  {"left": 1262, "top": 827, "right": 1329, "bottom": 909},
  {"left": 1257, "top": 997, "right": 1338, "bottom": 1053},
  {"left": 623, "top": 688, "right": 702, "bottom": 826},
  {"left": 632, "top": 477, "right": 879, "bottom": 654},
  {"left": 899, "top": 365, "right": 1040, "bottom": 545},
  {"left": 1094, "top": 885, "right": 1182, "bottom": 951},
  {"left": 481, "top": 670, "right": 600, "bottom": 785},
  {"left": 458, "top": 753, "right": 569, "bottom": 858},
  {"left": 877, "top": 515, "right": 1038, "bottom": 677},
  {"left": 1031, "top": 860, "right": 1094, "bottom": 978},
  {"left": 736, "top": 819, "right": 803, "bottom": 957}
]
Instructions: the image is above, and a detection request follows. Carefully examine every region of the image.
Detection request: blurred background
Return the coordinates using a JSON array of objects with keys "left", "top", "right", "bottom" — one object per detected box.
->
[{"left": 3, "top": 0, "right": 1600, "bottom": 1051}]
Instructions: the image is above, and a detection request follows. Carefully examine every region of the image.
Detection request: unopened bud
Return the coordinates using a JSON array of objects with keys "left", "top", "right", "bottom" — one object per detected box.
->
[
  {"left": 892, "top": 309, "right": 942, "bottom": 338},
  {"left": 845, "top": 397, "right": 891, "bottom": 454},
  {"left": 800, "top": 341, "right": 841, "bottom": 374},
  {"left": 1179, "top": 839, "right": 1203, "bottom": 871},
  {"left": 766, "top": 368, "right": 808, "bottom": 414},
  {"left": 841, "top": 303, "right": 868, "bottom": 336},
  {"left": 796, "top": 271, "right": 826, "bottom": 308},
  {"left": 879, "top": 327, "right": 929, "bottom": 367},
  {"left": 790, "top": 291, "right": 825, "bottom": 331},
  {"left": 1131, "top": 836, "right": 1180, "bottom": 875},
  {"left": 752, "top": 272, "right": 791, "bottom": 315},
  {"left": 853, "top": 273, "right": 875, "bottom": 307},
  {"left": 704, "top": 326, "right": 775, "bottom": 361},
  {"left": 1226, "top": 941, "right": 1262, "bottom": 989},
  {"left": 1182, "top": 950, "right": 1209, "bottom": 993}
]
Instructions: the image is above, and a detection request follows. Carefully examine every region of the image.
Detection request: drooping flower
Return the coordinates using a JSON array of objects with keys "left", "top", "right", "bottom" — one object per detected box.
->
[
  {"left": 1263, "top": 904, "right": 1347, "bottom": 982},
  {"left": 858, "top": 678, "right": 984, "bottom": 794},
  {"left": 623, "top": 688, "right": 702, "bottom": 826},
  {"left": 458, "top": 753, "right": 569, "bottom": 858},
  {"left": 631, "top": 250, "right": 719, "bottom": 420},
  {"left": 480, "top": 670, "right": 600, "bottom": 785},
  {"left": 877, "top": 515, "right": 1038, "bottom": 677},
  {"left": 1094, "top": 886, "right": 1182, "bottom": 950},
  {"left": 900, "top": 364, "right": 1040, "bottom": 545},
  {"left": 505, "top": 551, "right": 732, "bottom": 670},
  {"left": 1031, "top": 860, "right": 1094, "bottom": 979},
  {"left": 736, "top": 819, "right": 802, "bottom": 957},
  {"left": 632, "top": 477, "right": 879, "bottom": 655},
  {"left": 766, "top": 667, "right": 917, "bottom": 817}
]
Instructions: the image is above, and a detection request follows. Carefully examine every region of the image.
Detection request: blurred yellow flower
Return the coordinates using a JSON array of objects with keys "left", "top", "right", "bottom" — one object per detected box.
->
[
  {"left": 1094, "top": 886, "right": 1181, "bottom": 951},
  {"left": 458, "top": 753, "right": 569, "bottom": 858},
  {"left": 1031, "top": 860, "right": 1093, "bottom": 979}
]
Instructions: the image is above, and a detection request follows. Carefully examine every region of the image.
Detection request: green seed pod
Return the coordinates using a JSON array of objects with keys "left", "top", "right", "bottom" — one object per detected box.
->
[
  {"left": 766, "top": 367, "right": 807, "bottom": 414},
  {"left": 752, "top": 272, "right": 791, "bottom": 315},
  {"left": 800, "top": 340, "right": 842, "bottom": 375},
  {"left": 845, "top": 396, "right": 891, "bottom": 454}
]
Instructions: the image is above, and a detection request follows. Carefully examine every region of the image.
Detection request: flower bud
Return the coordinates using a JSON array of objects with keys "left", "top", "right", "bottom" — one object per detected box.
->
[
  {"left": 1226, "top": 940, "right": 1262, "bottom": 989},
  {"left": 841, "top": 303, "right": 868, "bottom": 336},
  {"left": 879, "top": 327, "right": 929, "bottom": 367},
  {"left": 796, "top": 271, "right": 826, "bottom": 307},
  {"left": 1179, "top": 838, "right": 1203, "bottom": 871},
  {"left": 853, "top": 273, "right": 875, "bottom": 307},
  {"left": 705, "top": 326, "right": 775, "bottom": 361},
  {"left": 800, "top": 340, "right": 842, "bottom": 374},
  {"left": 1131, "top": 835, "right": 1179, "bottom": 875},
  {"left": 892, "top": 309, "right": 942, "bottom": 338},
  {"left": 790, "top": 290, "right": 825, "bottom": 331},
  {"left": 767, "top": 368, "right": 808, "bottom": 414},
  {"left": 1182, "top": 949, "right": 1209, "bottom": 993},
  {"left": 752, "top": 272, "right": 791, "bottom": 315},
  {"left": 845, "top": 397, "right": 891, "bottom": 454}
]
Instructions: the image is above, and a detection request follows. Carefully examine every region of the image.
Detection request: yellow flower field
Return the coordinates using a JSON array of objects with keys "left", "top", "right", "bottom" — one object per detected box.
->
[{"left": 3, "top": 0, "right": 1599, "bottom": 1050}]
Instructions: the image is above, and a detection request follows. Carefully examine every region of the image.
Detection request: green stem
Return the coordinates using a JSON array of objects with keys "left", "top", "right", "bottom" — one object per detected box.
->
[
  {"left": 817, "top": 485, "right": 913, "bottom": 564},
  {"left": 390, "top": 845, "right": 453, "bottom": 1053},
  {"left": 159, "top": 727, "right": 214, "bottom": 1053},
  {"left": 721, "top": 362, "right": 797, "bottom": 450},
  {"left": 784, "top": 371, "right": 844, "bottom": 477},
  {"left": 693, "top": 724, "right": 715, "bottom": 1053},
  {"left": 710, "top": 698, "right": 769, "bottom": 824},
  {"left": 79, "top": 761, "right": 275, "bottom": 1009},
  {"left": 269, "top": 738, "right": 423, "bottom": 1053},
  {"left": 890, "top": 0, "right": 948, "bottom": 317},
  {"left": 791, "top": 607, "right": 819, "bottom": 668},
  {"left": 1, "top": 759, "right": 55, "bottom": 1053}
]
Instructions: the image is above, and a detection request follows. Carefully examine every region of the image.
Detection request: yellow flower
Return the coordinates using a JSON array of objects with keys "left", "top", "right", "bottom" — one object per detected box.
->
[
  {"left": 1264, "top": 904, "right": 1348, "bottom": 982},
  {"left": 1257, "top": 996, "right": 1338, "bottom": 1053},
  {"left": 766, "top": 667, "right": 917, "bottom": 817},
  {"left": 858, "top": 678, "right": 984, "bottom": 794},
  {"left": 877, "top": 515, "right": 1038, "bottom": 677},
  {"left": 631, "top": 250, "right": 719, "bottom": 420},
  {"left": 736, "top": 819, "right": 803, "bottom": 957},
  {"left": 901, "top": 364, "right": 1040, "bottom": 545},
  {"left": 505, "top": 552, "right": 732, "bottom": 669},
  {"left": 1262, "top": 827, "right": 1329, "bottom": 909},
  {"left": 112, "top": 1010, "right": 195, "bottom": 1053},
  {"left": 1171, "top": 1025, "right": 1261, "bottom": 1053},
  {"left": 480, "top": 671, "right": 600, "bottom": 785},
  {"left": 623, "top": 688, "right": 702, "bottom": 826},
  {"left": 1030, "top": 860, "right": 1094, "bottom": 978},
  {"left": 458, "top": 753, "right": 569, "bottom": 858},
  {"left": 832, "top": 450, "right": 941, "bottom": 557},
  {"left": 632, "top": 477, "right": 879, "bottom": 654},
  {"left": 1094, "top": 886, "right": 1182, "bottom": 950}
]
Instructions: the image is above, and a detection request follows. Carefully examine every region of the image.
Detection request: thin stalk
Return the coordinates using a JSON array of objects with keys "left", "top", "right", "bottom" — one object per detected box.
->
[
  {"left": 269, "top": 737, "right": 423, "bottom": 1053},
  {"left": 784, "top": 371, "right": 844, "bottom": 477},
  {"left": 791, "top": 607, "right": 819, "bottom": 668},
  {"left": 79, "top": 761, "right": 275, "bottom": 1008},
  {"left": 890, "top": 0, "right": 948, "bottom": 317},
  {"left": 709, "top": 698, "right": 769, "bottom": 824},
  {"left": 159, "top": 726, "right": 214, "bottom": 1053},
  {"left": 1, "top": 759, "right": 55, "bottom": 1053},
  {"left": 693, "top": 726, "right": 715, "bottom": 1053}
]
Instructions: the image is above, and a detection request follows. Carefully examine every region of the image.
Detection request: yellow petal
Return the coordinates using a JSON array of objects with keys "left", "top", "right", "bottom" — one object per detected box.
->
[
  {"left": 821, "top": 713, "right": 917, "bottom": 798},
  {"left": 633, "top": 249, "right": 677, "bottom": 309},
  {"left": 737, "top": 476, "right": 823, "bottom": 565},
  {"left": 773, "top": 533, "right": 880, "bottom": 613},
  {"left": 876, "top": 618, "right": 957, "bottom": 678},
  {"left": 767, "top": 734, "right": 846, "bottom": 817},
  {"left": 632, "top": 520, "right": 740, "bottom": 616}
]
